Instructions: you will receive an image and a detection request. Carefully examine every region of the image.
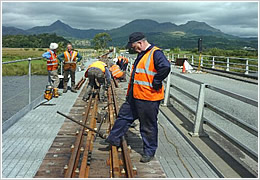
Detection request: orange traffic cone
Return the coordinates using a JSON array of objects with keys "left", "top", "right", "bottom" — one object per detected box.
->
[{"left": 182, "top": 61, "right": 186, "bottom": 73}]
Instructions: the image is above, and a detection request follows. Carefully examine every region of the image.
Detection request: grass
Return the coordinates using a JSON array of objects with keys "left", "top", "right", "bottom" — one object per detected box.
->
[
  {"left": 2, "top": 48, "right": 100, "bottom": 76},
  {"left": 2, "top": 48, "right": 50, "bottom": 76}
]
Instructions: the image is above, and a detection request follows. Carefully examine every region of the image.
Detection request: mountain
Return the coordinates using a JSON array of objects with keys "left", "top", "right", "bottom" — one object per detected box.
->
[
  {"left": 2, "top": 26, "right": 29, "bottom": 35},
  {"left": 26, "top": 20, "right": 104, "bottom": 39},
  {"left": 2, "top": 19, "right": 257, "bottom": 49}
]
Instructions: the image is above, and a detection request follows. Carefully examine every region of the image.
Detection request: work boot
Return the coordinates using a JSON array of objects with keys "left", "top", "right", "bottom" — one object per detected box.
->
[
  {"left": 130, "top": 122, "right": 137, "bottom": 128},
  {"left": 63, "top": 88, "right": 67, "bottom": 93},
  {"left": 82, "top": 94, "right": 90, "bottom": 101},
  {"left": 140, "top": 155, "right": 154, "bottom": 163},
  {"left": 53, "top": 88, "right": 59, "bottom": 98},
  {"left": 71, "top": 88, "right": 77, "bottom": 93}
]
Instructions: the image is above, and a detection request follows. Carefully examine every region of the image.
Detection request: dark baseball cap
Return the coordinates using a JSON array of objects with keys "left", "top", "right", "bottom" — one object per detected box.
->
[{"left": 126, "top": 32, "right": 145, "bottom": 48}]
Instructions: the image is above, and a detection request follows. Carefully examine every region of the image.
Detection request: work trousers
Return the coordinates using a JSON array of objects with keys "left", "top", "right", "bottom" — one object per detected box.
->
[
  {"left": 106, "top": 98, "right": 160, "bottom": 156},
  {"left": 83, "top": 68, "right": 105, "bottom": 100},
  {"left": 63, "top": 68, "right": 76, "bottom": 90},
  {"left": 48, "top": 70, "right": 60, "bottom": 88}
]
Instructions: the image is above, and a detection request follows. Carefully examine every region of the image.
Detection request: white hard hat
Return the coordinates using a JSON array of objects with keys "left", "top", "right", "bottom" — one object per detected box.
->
[{"left": 49, "top": 43, "right": 58, "bottom": 50}]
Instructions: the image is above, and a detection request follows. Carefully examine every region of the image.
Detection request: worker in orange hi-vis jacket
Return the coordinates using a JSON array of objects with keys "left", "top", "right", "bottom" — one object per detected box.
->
[
  {"left": 105, "top": 32, "right": 170, "bottom": 163},
  {"left": 42, "top": 43, "right": 60, "bottom": 98}
]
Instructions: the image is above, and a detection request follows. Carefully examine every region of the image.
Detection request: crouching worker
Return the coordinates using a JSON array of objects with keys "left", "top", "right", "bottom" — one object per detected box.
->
[
  {"left": 109, "top": 64, "right": 124, "bottom": 81},
  {"left": 42, "top": 43, "right": 60, "bottom": 98},
  {"left": 83, "top": 60, "right": 111, "bottom": 102}
]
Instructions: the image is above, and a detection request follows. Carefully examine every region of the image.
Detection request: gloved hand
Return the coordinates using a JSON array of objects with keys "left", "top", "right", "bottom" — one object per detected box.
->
[{"left": 152, "top": 82, "right": 162, "bottom": 91}]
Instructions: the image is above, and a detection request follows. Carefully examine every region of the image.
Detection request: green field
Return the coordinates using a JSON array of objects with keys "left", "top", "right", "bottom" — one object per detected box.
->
[
  {"left": 2, "top": 48, "right": 106, "bottom": 76},
  {"left": 2, "top": 48, "right": 257, "bottom": 76},
  {"left": 2, "top": 48, "right": 47, "bottom": 76}
]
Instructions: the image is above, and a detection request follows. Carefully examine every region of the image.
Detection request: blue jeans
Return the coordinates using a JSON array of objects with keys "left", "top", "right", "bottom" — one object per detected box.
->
[{"left": 106, "top": 98, "right": 160, "bottom": 156}]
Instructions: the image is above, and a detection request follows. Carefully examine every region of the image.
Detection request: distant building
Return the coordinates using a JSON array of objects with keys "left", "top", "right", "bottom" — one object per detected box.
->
[{"left": 243, "top": 46, "right": 256, "bottom": 51}]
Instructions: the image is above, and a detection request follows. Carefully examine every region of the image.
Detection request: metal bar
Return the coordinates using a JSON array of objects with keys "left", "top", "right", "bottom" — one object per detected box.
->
[
  {"left": 111, "top": 82, "right": 119, "bottom": 115},
  {"left": 163, "top": 67, "right": 172, "bottom": 106},
  {"left": 206, "top": 85, "right": 258, "bottom": 107},
  {"left": 2, "top": 57, "right": 43, "bottom": 64},
  {"left": 28, "top": 58, "right": 32, "bottom": 104},
  {"left": 205, "top": 103, "right": 258, "bottom": 136},
  {"left": 57, "top": 111, "right": 106, "bottom": 139},
  {"left": 121, "top": 136, "right": 134, "bottom": 178},
  {"left": 205, "top": 118, "right": 258, "bottom": 161},
  {"left": 171, "top": 71, "right": 203, "bottom": 85},
  {"left": 245, "top": 59, "right": 249, "bottom": 75},
  {"left": 79, "top": 95, "right": 98, "bottom": 178},
  {"left": 63, "top": 95, "right": 93, "bottom": 178},
  {"left": 170, "top": 83, "right": 258, "bottom": 136},
  {"left": 190, "top": 84, "right": 206, "bottom": 136},
  {"left": 226, "top": 58, "right": 230, "bottom": 71}
]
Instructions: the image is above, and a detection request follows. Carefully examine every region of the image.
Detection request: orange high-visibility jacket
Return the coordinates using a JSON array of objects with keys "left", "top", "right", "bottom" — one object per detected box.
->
[
  {"left": 64, "top": 51, "right": 78, "bottom": 63},
  {"left": 85, "top": 61, "right": 107, "bottom": 78},
  {"left": 47, "top": 50, "right": 58, "bottom": 71},
  {"left": 109, "top": 64, "right": 123, "bottom": 79},
  {"left": 127, "top": 46, "right": 164, "bottom": 101},
  {"left": 123, "top": 57, "right": 129, "bottom": 64},
  {"left": 117, "top": 56, "right": 124, "bottom": 62}
]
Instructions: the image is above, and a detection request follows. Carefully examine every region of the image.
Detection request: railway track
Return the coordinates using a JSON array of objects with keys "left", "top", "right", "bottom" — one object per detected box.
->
[{"left": 35, "top": 76, "right": 137, "bottom": 178}]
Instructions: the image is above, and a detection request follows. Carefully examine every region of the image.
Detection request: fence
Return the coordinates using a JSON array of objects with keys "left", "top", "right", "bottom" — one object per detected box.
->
[
  {"left": 162, "top": 67, "right": 258, "bottom": 162},
  {"left": 2, "top": 57, "right": 49, "bottom": 132},
  {"left": 167, "top": 53, "right": 258, "bottom": 75},
  {"left": 125, "top": 55, "right": 257, "bottom": 164},
  {"left": 2, "top": 52, "right": 90, "bottom": 132}
]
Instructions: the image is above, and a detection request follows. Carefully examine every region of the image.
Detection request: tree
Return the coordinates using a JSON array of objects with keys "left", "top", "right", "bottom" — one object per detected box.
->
[{"left": 92, "top": 32, "right": 112, "bottom": 50}]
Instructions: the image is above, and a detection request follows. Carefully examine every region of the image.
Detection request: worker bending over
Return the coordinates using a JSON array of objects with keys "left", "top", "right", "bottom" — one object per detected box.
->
[
  {"left": 42, "top": 43, "right": 60, "bottom": 98},
  {"left": 83, "top": 60, "right": 111, "bottom": 102},
  {"left": 58, "top": 43, "right": 82, "bottom": 93},
  {"left": 117, "top": 55, "right": 128, "bottom": 81},
  {"left": 105, "top": 32, "right": 170, "bottom": 163},
  {"left": 109, "top": 64, "right": 124, "bottom": 81}
]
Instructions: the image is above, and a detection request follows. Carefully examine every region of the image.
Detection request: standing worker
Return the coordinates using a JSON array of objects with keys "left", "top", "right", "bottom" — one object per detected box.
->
[
  {"left": 42, "top": 43, "right": 60, "bottom": 98},
  {"left": 105, "top": 32, "right": 170, "bottom": 163},
  {"left": 83, "top": 60, "right": 111, "bottom": 102},
  {"left": 58, "top": 43, "right": 82, "bottom": 93}
]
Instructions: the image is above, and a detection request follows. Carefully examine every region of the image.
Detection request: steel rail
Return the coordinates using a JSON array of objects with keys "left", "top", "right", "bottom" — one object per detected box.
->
[
  {"left": 63, "top": 95, "right": 94, "bottom": 178},
  {"left": 75, "top": 77, "right": 86, "bottom": 90},
  {"left": 79, "top": 94, "right": 99, "bottom": 178},
  {"left": 110, "top": 79, "right": 135, "bottom": 178},
  {"left": 107, "top": 86, "right": 121, "bottom": 178}
]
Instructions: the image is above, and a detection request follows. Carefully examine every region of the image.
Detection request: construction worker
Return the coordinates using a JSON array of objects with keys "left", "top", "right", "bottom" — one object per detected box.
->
[
  {"left": 116, "top": 55, "right": 128, "bottom": 81},
  {"left": 58, "top": 43, "right": 82, "bottom": 93},
  {"left": 109, "top": 64, "right": 124, "bottom": 80},
  {"left": 105, "top": 32, "right": 170, "bottom": 163},
  {"left": 116, "top": 54, "right": 124, "bottom": 69},
  {"left": 42, "top": 43, "right": 60, "bottom": 98},
  {"left": 82, "top": 60, "right": 111, "bottom": 102}
]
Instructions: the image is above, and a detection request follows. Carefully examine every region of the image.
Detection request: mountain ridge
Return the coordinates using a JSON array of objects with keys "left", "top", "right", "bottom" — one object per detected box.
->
[{"left": 2, "top": 19, "right": 257, "bottom": 49}]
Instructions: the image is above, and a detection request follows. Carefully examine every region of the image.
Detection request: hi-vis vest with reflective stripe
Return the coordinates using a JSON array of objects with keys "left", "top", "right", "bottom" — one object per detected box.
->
[
  {"left": 123, "top": 57, "right": 129, "bottom": 64},
  {"left": 127, "top": 46, "right": 164, "bottom": 101},
  {"left": 109, "top": 64, "right": 123, "bottom": 79},
  {"left": 88, "top": 61, "right": 106, "bottom": 73},
  {"left": 47, "top": 50, "right": 58, "bottom": 71},
  {"left": 64, "top": 51, "right": 78, "bottom": 63}
]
